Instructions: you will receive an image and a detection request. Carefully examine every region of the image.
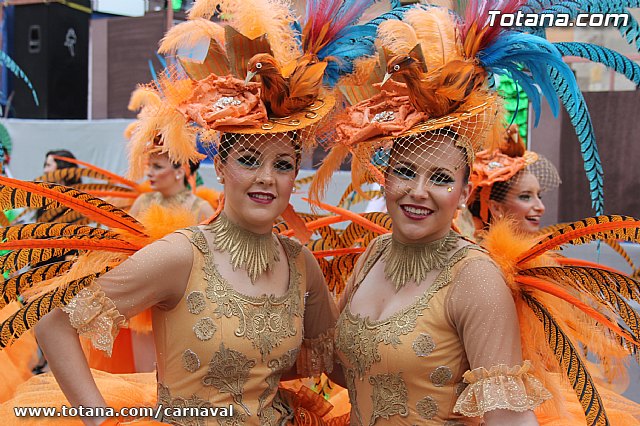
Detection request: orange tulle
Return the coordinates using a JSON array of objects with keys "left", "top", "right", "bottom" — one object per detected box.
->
[
  {"left": 0, "top": 332, "right": 37, "bottom": 403},
  {"left": 82, "top": 329, "right": 136, "bottom": 375},
  {"left": 0, "top": 370, "right": 157, "bottom": 425}
]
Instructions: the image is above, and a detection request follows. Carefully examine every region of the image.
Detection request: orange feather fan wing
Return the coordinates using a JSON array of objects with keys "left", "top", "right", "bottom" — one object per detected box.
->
[{"left": 483, "top": 217, "right": 640, "bottom": 425}]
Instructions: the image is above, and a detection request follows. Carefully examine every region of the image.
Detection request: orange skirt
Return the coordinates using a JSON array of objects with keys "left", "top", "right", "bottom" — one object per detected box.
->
[{"left": 0, "top": 331, "right": 38, "bottom": 403}]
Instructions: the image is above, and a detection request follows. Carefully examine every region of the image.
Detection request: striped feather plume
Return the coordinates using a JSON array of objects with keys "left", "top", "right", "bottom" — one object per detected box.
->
[
  {"left": 0, "top": 269, "right": 110, "bottom": 349},
  {"left": 35, "top": 168, "right": 110, "bottom": 186},
  {"left": 0, "top": 261, "right": 73, "bottom": 310},
  {"left": 0, "top": 177, "right": 146, "bottom": 237},
  {"left": 518, "top": 215, "right": 640, "bottom": 264},
  {"left": 0, "top": 223, "right": 123, "bottom": 242},
  {"left": 522, "top": 292, "right": 610, "bottom": 426},
  {"left": 483, "top": 217, "right": 640, "bottom": 425},
  {"left": 51, "top": 156, "right": 140, "bottom": 190}
]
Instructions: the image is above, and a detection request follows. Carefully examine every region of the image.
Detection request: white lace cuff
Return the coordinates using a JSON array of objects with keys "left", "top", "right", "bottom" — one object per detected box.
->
[{"left": 62, "top": 283, "right": 127, "bottom": 356}]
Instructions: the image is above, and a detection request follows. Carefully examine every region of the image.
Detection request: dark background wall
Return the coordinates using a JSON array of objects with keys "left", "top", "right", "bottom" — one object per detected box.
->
[{"left": 557, "top": 91, "right": 640, "bottom": 221}]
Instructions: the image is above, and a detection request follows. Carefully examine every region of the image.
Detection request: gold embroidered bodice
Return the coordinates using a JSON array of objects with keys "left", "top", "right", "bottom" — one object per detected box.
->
[
  {"left": 335, "top": 234, "right": 521, "bottom": 426},
  {"left": 153, "top": 227, "right": 305, "bottom": 426}
]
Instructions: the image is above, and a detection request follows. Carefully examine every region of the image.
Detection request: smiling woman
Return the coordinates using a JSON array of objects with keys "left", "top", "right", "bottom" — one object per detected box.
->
[
  {"left": 214, "top": 133, "right": 300, "bottom": 236},
  {"left": 468, "top": 126, "right": 561, "bottom": 237}
]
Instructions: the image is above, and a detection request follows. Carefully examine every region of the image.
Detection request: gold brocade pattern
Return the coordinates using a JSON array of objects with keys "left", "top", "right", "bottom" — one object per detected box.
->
[
  {"left": 257, "top": 348, "right": 299, "bottom": 421},
  {"left": 206, "top": 246, "right": 302, "bottom": 360},
  {"left": 335, "top": 242, "right": 472, "bottom": 378},
  {"left": 207, "top": 213, "right": 280, "bottom": 283},
  {"left": 193, "top": 317, "right": 217, "bottom": 341},
  {"left": 157, "top": 382, "right": 215, "bottom": 426},
  {"left": 412, "top": 333, "right": 436, "bottom": 357},
  {"left": 152, "top": 226, "right": 308, "bottom": 426},
  {"left": 186, "top": 291, "right": 206, "bottom": 314},
  {"left": 203, "top": 343, "right": 257, "bottom": 416},
  {"left": 187, "top": 227, "right": 303, "bottom": 361},
  {"left": 454, "top": 361, "right": 552, "bottom": 416},
  {"left": 430, "top": 366, "right": 453, "bottom": 387},
  {"left": 415, "top": 396, "right": 438, "bottom": 420},
  {"left": 182, "top": 349, "right": 201, "bottom": 372},
  {"left": 62, "top": 283, "right": 127, "bottom": 356},
  {"left": 369, "top": 373, "right": 409, "bottom": 425}
]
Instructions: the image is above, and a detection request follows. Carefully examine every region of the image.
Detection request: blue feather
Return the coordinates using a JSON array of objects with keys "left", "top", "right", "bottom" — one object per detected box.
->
[
  {"left": 363, "top": 5, "right": 411, "bottom": 28},
  {"left": 318, "top": 25, "right": 376, "bottom": 86},
  {"left": 550, "top": 67, "right": 604, "bottom": 215},
  {"left": 554, "top": 42, "right": 640, "bottom": 85},
  {"left": 317, "top": 4, "right": 409, "bottom": 87},
  {"left": 478, "top": 31, "right": 578, "bottom": 124},
  {"left": 0, "top": 51, "right": 38, "bottom": 107},
  {"left": 148, "top": 59, "right": 159, "bottom": 85},
  {"left": 519, "top": 0, "right": 583, "bottom": 16},
  {"left": 583, "top": 2, "right": 640, "bottom": 52}
]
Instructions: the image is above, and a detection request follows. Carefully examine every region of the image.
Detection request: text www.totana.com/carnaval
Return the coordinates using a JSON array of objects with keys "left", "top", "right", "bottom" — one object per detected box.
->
[{"left": 13, "top": 404, "right": 234, "bottom": 418}]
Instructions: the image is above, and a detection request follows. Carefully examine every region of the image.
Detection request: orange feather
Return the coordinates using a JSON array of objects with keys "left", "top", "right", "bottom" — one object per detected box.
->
[
  {"left": 280, "top": 215, "right": 349, "bottom": 237},
  {"left": 0, "top": 177, "right": 147, "bottom": 237},
  {"left": 51, "top": 156, "right": 140, "bottom": 190},
  {"left": 555, "top": 257, "right": 628, "bottom": 275},
  {"left": 517, "top": 216, "right": 640, "bottom": 264},
  {"left": 516, "top": 275, "right": 640, "bottom": 348},
  {"left": 280, "top": 203, "right": 313, "bottom": 243},
  {"left": 0, "top": 239, "right": 141, "bottom": 254},
  {"left": 303, "top": 197, "right": 390, "bottom": 235}
]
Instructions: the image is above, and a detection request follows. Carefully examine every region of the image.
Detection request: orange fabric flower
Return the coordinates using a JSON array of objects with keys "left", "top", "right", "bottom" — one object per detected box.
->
[
  {"left": 335, "top": 82, "right": 428, "bottom": 146},
  {"left": 179, "top": 75, "right": 268, "bottom": 130}
]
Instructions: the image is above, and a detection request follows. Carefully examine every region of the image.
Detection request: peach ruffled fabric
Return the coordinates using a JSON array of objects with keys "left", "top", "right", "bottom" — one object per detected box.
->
[
  {"left": 62, "top": 283, "right": 127, "bottom": 357},
  {"left": 179, "top": 74, "right": 268, "bottom": 130},
  {"left": 454, "top": 360, "right": 552, "bottom": 416},
  {"left": 296, "top": 328, "right": 335, "bottom": 377},
  {"left": 334, "top": 82, "right": 427, "bottom": 146}
]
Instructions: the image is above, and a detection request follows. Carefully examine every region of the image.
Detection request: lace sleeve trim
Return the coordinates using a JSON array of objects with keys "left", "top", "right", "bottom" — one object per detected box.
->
[
  {"left": 453, "top": 360, "right": 552, "bottom": 417},
  {"left": 296, "top": 328, "right": 334, "bottom": 377},
  {"left": 61, "top": 283, "right": 127, "bottom": 357}
]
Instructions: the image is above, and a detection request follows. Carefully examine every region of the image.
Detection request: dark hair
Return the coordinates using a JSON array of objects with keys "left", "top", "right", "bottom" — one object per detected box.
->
[
  {"left": 172, "top": 159, "right": 201, "bottom": 187},
  {"left": 217, "top": 132, "right": 302, "bottom": 167},
  {"left": 45, "top": 150, "right": 77, "bottom": 169},
  {"left": 44, "top": 149, "right": 80, "bottom": 185}
]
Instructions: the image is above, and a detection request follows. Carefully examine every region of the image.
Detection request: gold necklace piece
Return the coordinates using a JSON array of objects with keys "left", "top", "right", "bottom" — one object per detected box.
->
[
  {"left": 383, "top": 231, "right": 459, "bottom": 292},
  {"left": 154, "top": 188, "right": 191, "bottom": 207},
  {"left": 208, "top": 213, "right": 280, "bottom": 283}
]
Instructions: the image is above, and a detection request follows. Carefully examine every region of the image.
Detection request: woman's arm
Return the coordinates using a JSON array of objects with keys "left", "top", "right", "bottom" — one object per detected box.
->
[
  {"left": 447, "top": 256, "right": 549, "bottom": 426},
  {"left": 281, "top": 246, "right": 340, "bottom": 382},
  {"left": 34, "top": 232, "right": 194, "bottom": 425}
]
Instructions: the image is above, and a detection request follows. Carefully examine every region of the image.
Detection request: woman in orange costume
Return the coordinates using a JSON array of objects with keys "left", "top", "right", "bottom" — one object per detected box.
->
[
  {"left": 84, "top": 147, "right": 217, "bottom": 375},
  {"left": 0, "top": 0, "right": 398, "bottom": 423},
  {"left": 310, "top": 2, "right": 640, "bottom": 424},
  {"left": 466, "top": 124, "right": 561, "bottom": 238}
]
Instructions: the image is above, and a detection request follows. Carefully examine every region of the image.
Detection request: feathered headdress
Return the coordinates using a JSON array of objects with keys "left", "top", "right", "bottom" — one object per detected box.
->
[
  {"left": 310, "top": 1, "right": 640, "bottom": 211},
  {"left": 469, "top": 124, "right": 561, "bottom": 224},
  {"left": 125, "top": 0, "right": 402, "bottom": 180}
]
